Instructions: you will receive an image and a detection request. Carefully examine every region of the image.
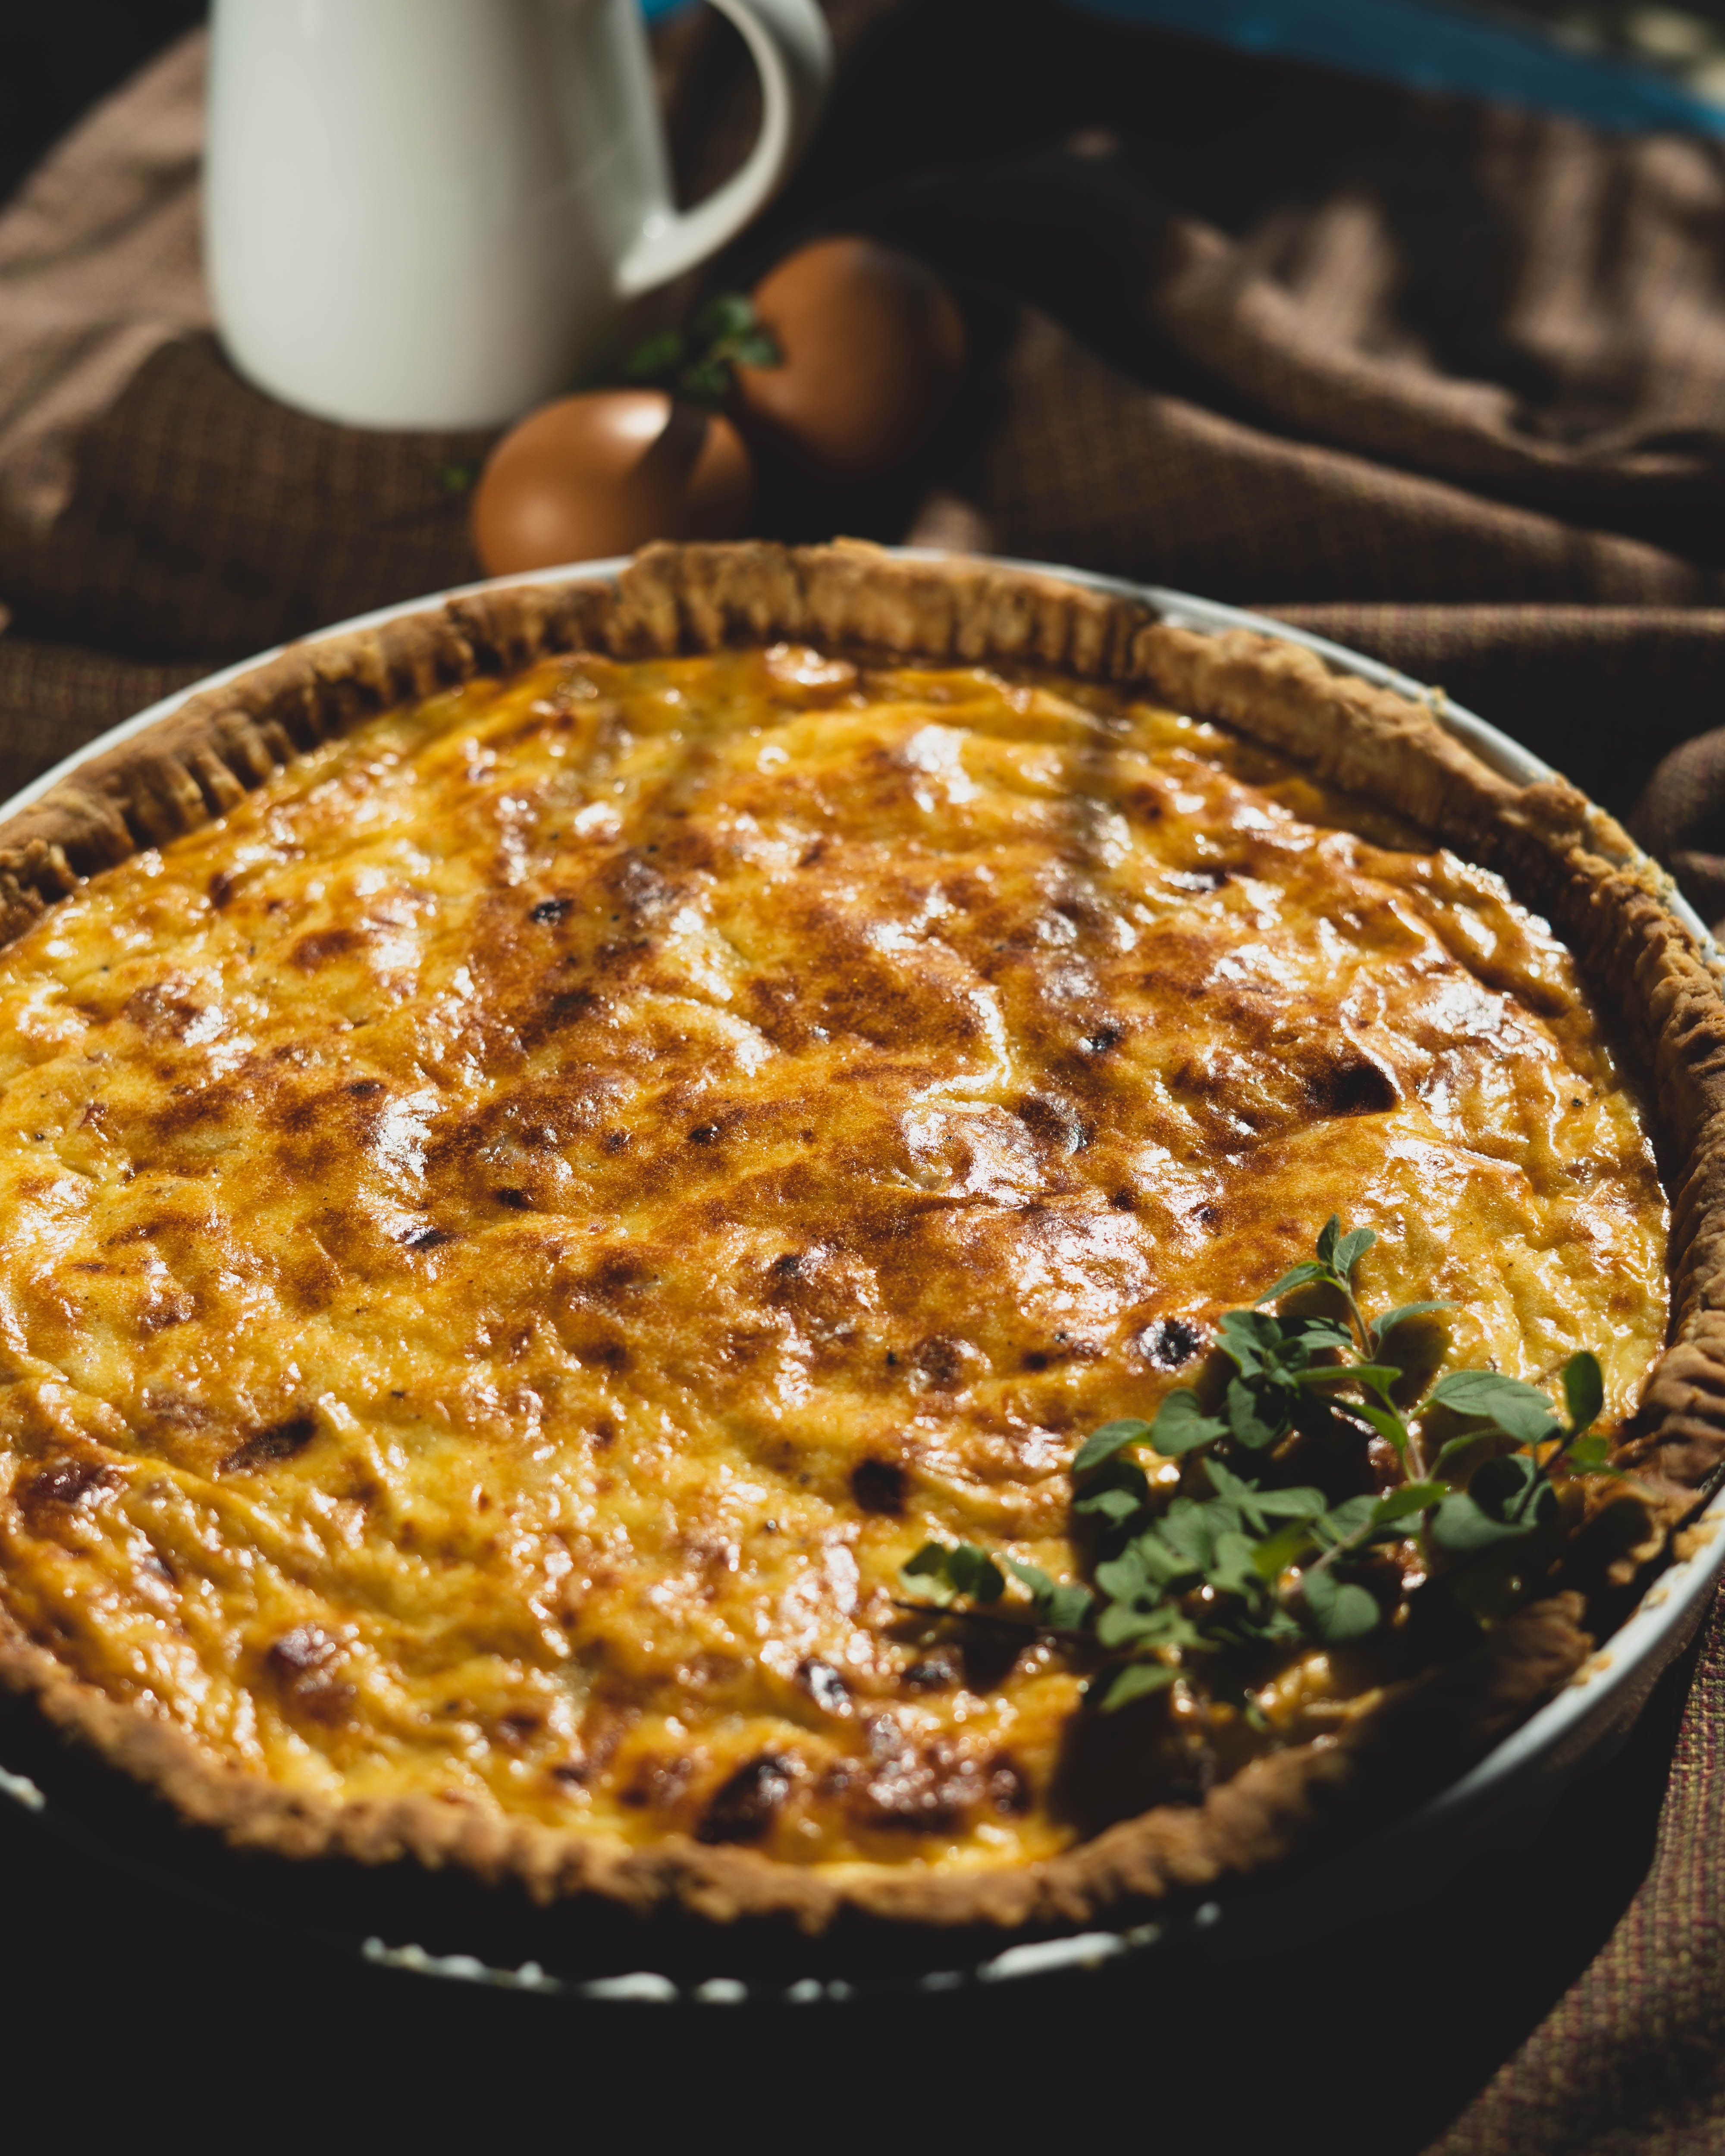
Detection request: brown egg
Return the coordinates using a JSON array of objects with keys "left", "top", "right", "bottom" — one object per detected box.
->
[
  {"left": 472, "top": 390, "right": 753, "bottom": 575},
  {"left": 734, "top": 237, "right": 967, "bottom": 487}
]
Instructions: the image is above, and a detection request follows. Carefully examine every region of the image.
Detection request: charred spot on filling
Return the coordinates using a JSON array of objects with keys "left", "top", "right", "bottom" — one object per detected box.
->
[
  {"left": 220, "top": 1415, "right": 317, "bottom": 1476},
  {"left": 696, "top": 1754, "right": 794, "bottom": 1844},
  {"left": 689, "top": 1122, "right": 721, "bottom": 1145},
  {"left": 267, "top": 1624, "right": 342, "bottom": 1679},
  {"left": 797, "top": 1658, "right": 852, "bottom": 1714},
  {"left": 265, "top": 1624, "right": 354, "bottom": 1723},
  {"left": 621, "top": 1754, "right": 693, "bottom": 1812},
  {"left": 901, "top": 1652, "right": 961, "bottom": 1693},
  {"left": 18, "top": 1456, "right": 119, "bottom": 1530},
  {"left": 1302, "top": 1047, "right": 1401, "bottom": 1119},
  {"left": 855, "top": 1725, "right": 983, "bottom": 1834},
  {"left": 289, "top": 927, "right": 362, "bottom": 971},
  {"left": 1139, "top": 1317, "right": 1204, "bottom": 1370},
  {"left": 850, "top": 1457, "right": 906, "bottom": 1515},
  {"left": 989, "top": 1755, "right": 1032, "bottom": 1814},
  {"left": 345, "top": 1078, "right": 384, "bottom": 1098},
  {"left": 494, "top": 1188, "right": 531, "bottom": 1210},
  {"left": 911, "top": 1335, "right": 971, "bottom": 1390},
  {"left": 530, "top": 897, "right": 572, "bottom": 924},
  {"left": 1014, "top": 1092, "right": 1089, "bottom": 1154},
  {"left": 401, "top": 1224, "right": 452, "bottom": 1250}
]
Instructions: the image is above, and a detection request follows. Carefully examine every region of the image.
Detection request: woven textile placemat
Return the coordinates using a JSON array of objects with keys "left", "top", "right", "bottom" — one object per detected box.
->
[{"left": 4, "top": 5, "right": 1725, "bottom": 2145}]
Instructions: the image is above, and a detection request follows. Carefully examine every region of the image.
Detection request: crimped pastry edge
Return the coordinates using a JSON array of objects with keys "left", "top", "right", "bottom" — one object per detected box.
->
[{"left": 0, "top": 539, "right": 1714, "bottom": 1936}]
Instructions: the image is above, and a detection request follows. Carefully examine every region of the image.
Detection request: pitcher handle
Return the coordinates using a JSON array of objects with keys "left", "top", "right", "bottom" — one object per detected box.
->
[{"left": 615, "top": 0, "right": 832, "bottom": 298}]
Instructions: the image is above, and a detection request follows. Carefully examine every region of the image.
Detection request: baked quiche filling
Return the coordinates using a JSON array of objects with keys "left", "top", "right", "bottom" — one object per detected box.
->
[{"left": 0, "top": 645, "right": 1666, "bottom": 1872}]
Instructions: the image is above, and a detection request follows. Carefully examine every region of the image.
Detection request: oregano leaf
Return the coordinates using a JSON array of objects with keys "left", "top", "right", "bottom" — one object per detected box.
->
[
  {"left": 1098, "top": 1661, "right": 1180, "bottom": 1712},
  {"left": 1430, "top": 1369, "right": 1563, "bottom": 1446},
  {"left": 1073, "top": 1417, "right": 1154, "bottom": 1475},
  {"left": 1562, "top": 1350, "right": 1604, "bottom": 1438},
  {"left": 1146, "top": 1391, "right": 1225, "bottom": 1457},
  {"left": 1301, "top": 1566, "right": 1380, "bottom": 1642},
  {"left": 1258, "top": 1259, "right": 1327, "bottom": 1304},
  {"left": 1226, "top": 1375, "right": 1286, "bottom": 1451},
  {"left": 1371, "top": 1300, "right": 1452, "bottom": 1344}
]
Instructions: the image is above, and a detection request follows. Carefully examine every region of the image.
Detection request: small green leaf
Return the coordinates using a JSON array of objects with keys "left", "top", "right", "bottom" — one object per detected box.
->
[
  {"left": 1046, "top": 1583, "right": 1097, "bottom": 1630},
  {"left": 1098, "top": 1661, "right": 1180, "bottom": 1711},
  {"left": 695, "top": 292, "right": 759, "bottom": 342},
  {"left": 1254, "top": 1484, "right": 1329, "bottom": 1520},
  {"left": 901, "top": 1542, "right": 950, "bottom": 1579},
  {"left": 1562, "top": 1351, "right": 1604, "bottom": 1438},
  {"left": 1297, "top": 1362, "right": 1402, "bottom": 1395},
  {"left": 1560, "top": 1431, "right": 1615, "bottom": 1476},
  {"left": 1333, "top": 1226, "right": 1377, "bottom": 1278},
  {"left": 1146, "top": 1391, "right": 1224, "bottom": 1457},
  {"left": 945, "top": 1545, "right": 1005, "bottom": 1602},
  {"left": 1158, "top": 1501, "right": 1220, "bottom": 1570},
  {"left": 1284, "top": 1317, "right": 1356, "bottom": 1354},
  {"left": 1217, "top": 1309, "right": 1286, "bottom": 1374},
  {"left": 1096, "top": 1601, "right": 1175, "bottom": 1648},
  {"left": 1206, "top": 1529, "right": 1265, "bottom": 1598},
  {"left": 1314, "top": 1494, "right": 1379, "bottom": 1547},
  {"left": 1429, "top": 1429, "right": 1491, "bottom": 1477},
  {"left": 1252, "top": 1519, "right": 1320, "bottom": 1579},
  {"left": 1371, "top": 1300, "right": 1452, "bottom": 1345},
  {"left": 679, "top": 357, "right": 732, "bottom": 407},
  {"left": 1258, "top": 1259, "right": 1327, "bottom": 1304},
  {"left": 1428, "top": 1493, "right": 1520, "bottom": 1554},
  {"left": 1371, "top": 1481, "right": 1448, "bottom": 1526},
  {"left": 1430, "top": 1369, "right": 1562, "bottom": 1447},
  {"left": 1349, "top": 1401, "right": 1410, "bottom": 1457},
  {"left": 1301, "top": 1566, "right": 1380, "bottom": 1642},
  {"left": 1074, "top": 1484, "right": 1145, "bottom": 1525},
  {"left": 1003, "top": 1557, "right": 1054, "bottom": 1598},
  {"left": 729, "top": 329, "right": 781, "bottom": 368},
  {"left": 1315, "top": 1216, "right": 1342, "bottom": 1268},
  {"left": 1428, "top": 1456, "right": 1555, "bottom": 1554},
  {"left": 1073, "top": 1417, "right": 1154, "bottom": 1475},
  {"left": 623, "top": 329, "right": 684, "bottom": 381},
  {"left": 1226, "top": 1375, "right": 1287, "bottom": 1451},
  {"left": 1093, "top": 1549, "right": 1151, "bottom": 1601},
  {"left": 1132, "top": 1528, "right": 1202, "bottom": 1588}
]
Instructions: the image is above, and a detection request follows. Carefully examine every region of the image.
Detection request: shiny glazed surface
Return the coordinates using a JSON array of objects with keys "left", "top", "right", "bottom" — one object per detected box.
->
[{"left": 0, "top": 647, "right": 1668, "bottom": 1869}]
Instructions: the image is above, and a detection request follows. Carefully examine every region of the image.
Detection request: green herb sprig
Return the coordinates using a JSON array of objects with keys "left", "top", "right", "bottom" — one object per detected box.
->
[
  {"left": 623, "top": 294, "right": 781, "bottom": 410},
  {"left": 899, "top": 1217, "right": 1623, "bottom": 1713}
]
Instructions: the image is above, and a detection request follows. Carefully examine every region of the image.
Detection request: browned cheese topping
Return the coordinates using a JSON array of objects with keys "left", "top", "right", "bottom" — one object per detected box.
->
[{"left": 0, "top": 646, "right": 1667, "bottom": 1870}]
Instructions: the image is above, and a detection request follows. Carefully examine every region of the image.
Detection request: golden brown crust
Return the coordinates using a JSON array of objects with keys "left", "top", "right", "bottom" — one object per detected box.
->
[{"left": 0, "top": 539, "right": 1718, "bottom": 1933}]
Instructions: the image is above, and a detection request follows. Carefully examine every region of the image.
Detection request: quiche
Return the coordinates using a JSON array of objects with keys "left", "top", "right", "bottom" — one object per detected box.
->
[{"left": 0, "top": 542, "right": 1719, "bottom": 1937}]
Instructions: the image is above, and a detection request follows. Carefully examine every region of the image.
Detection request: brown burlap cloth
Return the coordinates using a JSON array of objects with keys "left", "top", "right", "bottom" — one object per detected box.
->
[{"left": 7, "top": 0, "right": 1725, "bottom": 2143}]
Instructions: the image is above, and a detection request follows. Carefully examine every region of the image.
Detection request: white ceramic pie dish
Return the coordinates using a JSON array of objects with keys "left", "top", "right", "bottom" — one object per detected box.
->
[{"left": 0, "top": 549, "right": 1718, "bottom": 2010}]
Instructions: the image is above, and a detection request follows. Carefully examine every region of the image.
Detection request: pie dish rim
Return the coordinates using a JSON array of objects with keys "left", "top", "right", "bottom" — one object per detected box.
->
[{"left": 0, "top": 539, "right": 1720, "bottom": 1940}]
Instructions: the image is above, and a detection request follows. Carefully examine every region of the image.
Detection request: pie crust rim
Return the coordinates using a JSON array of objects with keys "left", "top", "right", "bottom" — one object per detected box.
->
[{"left": 0, "top": 539, "right": 1720, "bottom": 1937}]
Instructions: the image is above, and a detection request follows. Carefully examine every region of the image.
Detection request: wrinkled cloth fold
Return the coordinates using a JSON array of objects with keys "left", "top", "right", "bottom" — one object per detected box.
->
[{"left": 6, "top": 4, "right": 1725, "bottom": 2146}]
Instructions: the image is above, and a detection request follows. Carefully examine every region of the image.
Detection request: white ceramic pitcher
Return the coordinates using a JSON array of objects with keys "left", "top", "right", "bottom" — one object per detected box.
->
[{"left": 205, "top": 0, "right": 832, "bottom": 430}]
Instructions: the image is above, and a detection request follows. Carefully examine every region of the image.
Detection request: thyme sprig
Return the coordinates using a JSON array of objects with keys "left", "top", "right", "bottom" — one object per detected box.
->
[{"left": 899, "top": 1217, "right": 1622, "bottom": 1712}]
